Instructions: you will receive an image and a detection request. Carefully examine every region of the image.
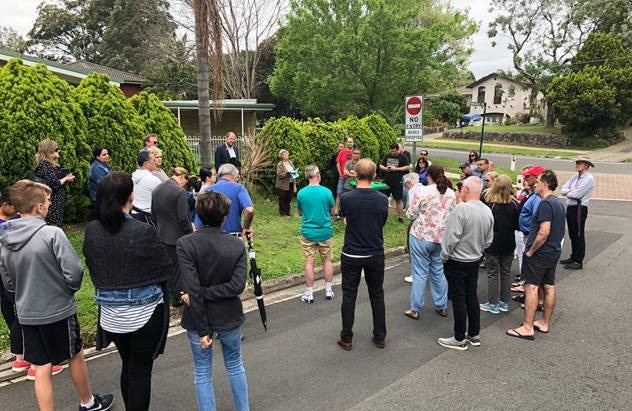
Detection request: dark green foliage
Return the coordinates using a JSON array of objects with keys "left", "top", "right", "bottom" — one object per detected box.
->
[
  {"left": 301, "top": 118, "right": 345, "bottom": 187},
  {"left": 360, "top": 113, "right": 399, "bottom": 158},
  {"left": 74, "top": 73, "right": 145, "bottom": 174},
  {"left": 333, "top": 116, "right": 380, "bottom": 163},
  {"left": 258, "top": 117, "right": 311, "bottom": 186},
  {"left": 129, "top": 91, "right": 197, "bottom": 173},
  {"left": 0, "top": 59, "right": 91, "bottom": 221}
]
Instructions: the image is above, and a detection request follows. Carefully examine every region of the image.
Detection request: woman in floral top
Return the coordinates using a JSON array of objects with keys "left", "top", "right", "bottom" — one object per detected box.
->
[{"left": 404, "top": 165, "right": 456, "bottom": 320}]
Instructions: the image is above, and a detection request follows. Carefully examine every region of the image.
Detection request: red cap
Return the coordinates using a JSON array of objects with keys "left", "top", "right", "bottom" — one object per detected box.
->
[{"left": 521, "top": 165, "right": 545, "bottom": 177}]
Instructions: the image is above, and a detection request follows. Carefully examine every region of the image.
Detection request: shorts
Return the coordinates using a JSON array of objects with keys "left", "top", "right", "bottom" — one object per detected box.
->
[
  {"left": 336, "top": 176, "right": 346, "bottom": 194},
  {"left": 382, "top": 182, "right": 403, "bottom": 201},
  {"left": 522, "top": 253, "right": 558, "bottom": 286},
  {"left": 300, "top": 237, "right": 333, "bottom": 262},
  {"left": 22, "top": 314, "right": 83, "bottom": 366}
]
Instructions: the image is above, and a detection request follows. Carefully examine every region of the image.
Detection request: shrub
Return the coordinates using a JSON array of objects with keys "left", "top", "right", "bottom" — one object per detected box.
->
[
  {"left": 74, "top": 74, "right": 145, "bottom": 174},
  {"left": 301, "top": 118, "right": 345, "bottom": 188},
  {"left": 360, "top": 114, "right": 399, "bottom": 160},
  {"left": 130, "top": 91, "right": 197, "bottom": 173},
  {"left": 0, "top": 59, "right": 91, "bottom": 221},
  {"left": 257, "top": 117, "right": 311, "bottom": 189},
  {"left": 332, "top": 116, "right": 380, "bottom": 163}
]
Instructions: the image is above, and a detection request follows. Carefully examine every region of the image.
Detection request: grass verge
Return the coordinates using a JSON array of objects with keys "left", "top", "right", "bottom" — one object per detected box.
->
[
  {"left": 458, "top": 124, "right": 562, "bottom": 134},
  {"left": 422, "top": 138, "right": 584, "bottom": 159}
]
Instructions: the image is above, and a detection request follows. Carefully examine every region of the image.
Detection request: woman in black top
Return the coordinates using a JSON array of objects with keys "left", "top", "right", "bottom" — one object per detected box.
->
[
  {"left": 480, "top": 175, "right": 519, "bottom": 314},
  {"left": 178, "top": 191, "right": 250, "bottom": 411},
  {"left": 33, "top": 139, "right": 75, "bottom": 226}
]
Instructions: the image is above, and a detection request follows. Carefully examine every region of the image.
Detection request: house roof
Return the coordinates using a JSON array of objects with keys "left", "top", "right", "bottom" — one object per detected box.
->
[
  {"left": 465, "top": 72, "right": 532, "bottom": 89},
  {"left": 163, "top": 99, "right": 274, "bottom": 111},
  {"left": 0, "top": 48, "right": 143, "bottom": 85},
  {"left": 68, "top": 61, "right": 145, "bottom": 84}
]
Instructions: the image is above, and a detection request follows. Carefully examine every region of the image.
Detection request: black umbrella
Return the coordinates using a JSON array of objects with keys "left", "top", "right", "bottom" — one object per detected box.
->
[{"left": 247, "top": 238, "right": 268, "bottom": 330}]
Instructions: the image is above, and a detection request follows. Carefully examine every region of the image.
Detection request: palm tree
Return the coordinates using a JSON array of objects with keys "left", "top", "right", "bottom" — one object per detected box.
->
[{"left": 191, "top": 0, "right": 223, "bottom": 167}]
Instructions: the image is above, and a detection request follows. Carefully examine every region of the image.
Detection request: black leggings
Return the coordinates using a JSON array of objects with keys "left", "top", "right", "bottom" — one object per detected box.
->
[
  {"left": 0, "top": 281, "right": 22, "bottom": 355},
  {"left": 107, "top": 304, "right": 164, "bottom": 411}
]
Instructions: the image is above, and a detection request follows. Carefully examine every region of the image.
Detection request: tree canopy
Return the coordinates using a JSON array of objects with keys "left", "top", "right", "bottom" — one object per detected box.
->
[{"left": 269, "top": 0, "right": 477, "bottom": 120}]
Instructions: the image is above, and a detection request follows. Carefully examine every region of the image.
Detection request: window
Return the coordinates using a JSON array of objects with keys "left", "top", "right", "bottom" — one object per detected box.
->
[
  {"left": 477, "top": 86, "right": 486, "bottom": 103},
  {"left": 494, "top": 83, "right": 503, "bottom": 105},
  {"left": 508, "top": 85, "right": 516, "bottom": 98}
]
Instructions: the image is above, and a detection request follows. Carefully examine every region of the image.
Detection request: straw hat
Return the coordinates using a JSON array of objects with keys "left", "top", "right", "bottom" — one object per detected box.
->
[{"left": 574, "top": 155, "right": 595, "bottom": 168}]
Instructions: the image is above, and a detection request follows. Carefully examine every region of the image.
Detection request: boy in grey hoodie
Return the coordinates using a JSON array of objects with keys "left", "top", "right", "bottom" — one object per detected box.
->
[{"left": 0, "top": 180, "right": 113, "bottom": 411}]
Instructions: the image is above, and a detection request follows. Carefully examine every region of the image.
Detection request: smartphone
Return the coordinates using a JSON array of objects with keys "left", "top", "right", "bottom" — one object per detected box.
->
[{"left": 59, "top": 168, "right": 71, "bottom": 178}]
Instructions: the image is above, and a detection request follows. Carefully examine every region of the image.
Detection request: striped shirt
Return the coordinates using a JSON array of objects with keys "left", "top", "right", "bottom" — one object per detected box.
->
[{"left": 100, "top": 297, "right": 163, "bottom": 333}]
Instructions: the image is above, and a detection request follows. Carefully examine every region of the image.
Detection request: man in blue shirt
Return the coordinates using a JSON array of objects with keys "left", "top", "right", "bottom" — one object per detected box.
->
[
  {"left": 296, "top": 165, "right": 335, "bottom": 303},
  {"left": 195, "top": 164, "right": 254, "bottom": 238}
]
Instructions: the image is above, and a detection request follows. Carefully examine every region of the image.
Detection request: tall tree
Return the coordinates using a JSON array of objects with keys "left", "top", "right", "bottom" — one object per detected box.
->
[
  {"left": 142, "top": 35, "right": 199, "bottom": 99},
  {"left": 192, "top": 0, "right": 223, "bottom": 167},
  {"left": 0, "top": 26, "right": 27, "bottom": 51},
  {"left": 576, "top": 0, "right": 632, "bottom": 47},
  {"left": 488, "top": 0, "right": 594, "bottom": 127},
  {"left": 268, "top": 0, "right": 477, "bottom": 119}
]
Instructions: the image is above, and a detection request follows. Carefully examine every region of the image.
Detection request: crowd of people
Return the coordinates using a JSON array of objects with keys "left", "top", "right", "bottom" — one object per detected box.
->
[{"left": 0, "top": 130, "right": 595, "bottom": 411}]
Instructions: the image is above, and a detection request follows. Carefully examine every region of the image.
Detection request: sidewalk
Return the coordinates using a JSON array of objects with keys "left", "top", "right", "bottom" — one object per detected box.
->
[{"left": 555, "top": 171, "right": 632, "bottom": 201}]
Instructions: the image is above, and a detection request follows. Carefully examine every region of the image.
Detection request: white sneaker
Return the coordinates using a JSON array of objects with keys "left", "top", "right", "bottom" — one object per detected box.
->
[
  {"left": 325, "top": 289, "right": 335, "bottom": 300},
  {"left": 404, "top": 275, "right": 413, "bottom": 283},
  {"left": 437, "top": 336, "right": 469, "bottom": 351},
  {"left": 301, "top": 292, "right": 314, "bottom": 303}
]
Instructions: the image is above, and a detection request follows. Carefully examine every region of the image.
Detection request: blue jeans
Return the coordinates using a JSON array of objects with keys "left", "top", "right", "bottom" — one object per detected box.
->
[
  {"left": 187, "top": 328, "right": 249, "bottom": 411},
  {"left": 409, "top": 236, "right": 448, "bottom": 311}
]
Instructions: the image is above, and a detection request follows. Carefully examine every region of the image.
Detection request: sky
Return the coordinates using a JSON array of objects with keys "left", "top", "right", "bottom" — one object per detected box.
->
[{"left": 0, "top": 0, "right": 513, "bottom": 79}]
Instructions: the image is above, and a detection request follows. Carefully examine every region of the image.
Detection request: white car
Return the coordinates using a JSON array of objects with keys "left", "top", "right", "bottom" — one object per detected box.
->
[{"left": 469, "top": 117, "right": 484, "bottom": 126}]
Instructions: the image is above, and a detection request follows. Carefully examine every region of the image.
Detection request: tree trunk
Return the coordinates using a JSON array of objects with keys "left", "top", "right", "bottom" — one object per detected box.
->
[
  {"left": 545, "top": 100, "right": 555, "bottom": 128},
  {"left": 195, "top": 2, "right": 212, "bottom": 167}
]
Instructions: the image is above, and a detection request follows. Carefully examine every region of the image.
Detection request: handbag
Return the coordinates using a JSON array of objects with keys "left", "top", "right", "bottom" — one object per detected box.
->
[{"left": 25, "top": 170, "right": 48, "bottom": 186}]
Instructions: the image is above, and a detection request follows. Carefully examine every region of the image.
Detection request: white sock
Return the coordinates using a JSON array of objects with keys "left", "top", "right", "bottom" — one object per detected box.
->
[
  {"left": 306, "top": 287, "right": 313, "bottom": 296},
  {"left": 325, "top": 282, "right": 333, "bottom": 292},
  {"left": 81, "top": 395, "right": 95, "bottom": 408}
]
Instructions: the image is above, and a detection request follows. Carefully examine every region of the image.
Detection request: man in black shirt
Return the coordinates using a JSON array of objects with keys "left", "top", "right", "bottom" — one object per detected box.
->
[
  {"left": 379, "top": 143, "right": 410, "bottom": 223},
  {"left": 507, "top": 169, "right": 565, "bottom": 340},
  {"left": 337, "top": 159, "right": 389, "bottom": 351}
]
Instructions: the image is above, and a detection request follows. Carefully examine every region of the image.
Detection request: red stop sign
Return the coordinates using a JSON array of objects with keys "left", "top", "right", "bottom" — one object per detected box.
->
[{"left": 406, "top": 97, "right": 422, "bottom": 115}]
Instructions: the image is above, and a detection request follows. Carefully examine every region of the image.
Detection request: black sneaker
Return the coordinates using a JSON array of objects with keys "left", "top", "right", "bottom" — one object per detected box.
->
[
  {"left": 79, "top": 393, "right": 114, "bottom": 411},
  {"left": 398, "top": 217, "right": 404, "bottom": 224},
  {"left": 559, "top": 257, "right": 574, "bottom": 265},
  {"left": 564, "top": 261, "right": 583, "bottom": 270}
]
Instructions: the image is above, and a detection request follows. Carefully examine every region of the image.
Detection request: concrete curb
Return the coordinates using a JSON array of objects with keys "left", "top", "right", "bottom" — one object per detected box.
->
[{"left": 0, "top": 246, "right": 407, "bottom": 383}]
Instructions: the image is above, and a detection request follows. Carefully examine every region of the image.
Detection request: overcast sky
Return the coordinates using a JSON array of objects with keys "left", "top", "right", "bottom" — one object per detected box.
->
[{"left": 0, "top": 0, "right": 513, "bottom": 79}]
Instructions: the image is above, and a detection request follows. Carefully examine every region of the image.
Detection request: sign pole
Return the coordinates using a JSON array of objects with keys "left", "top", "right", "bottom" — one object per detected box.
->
[
  {"left": 412, "top": 141, "right": 417, "bottom": 159},
  {"left": 479, "top": 102, "right": 487, "bottom": 157}
]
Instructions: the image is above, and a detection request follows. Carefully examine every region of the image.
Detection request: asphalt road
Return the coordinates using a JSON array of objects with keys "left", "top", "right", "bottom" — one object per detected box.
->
[
  {"left": 2, "top": 200, "right": 631, "bottom": 410},
  {"left": 407, "top": 146, "right": 632, "bottom": 175}
]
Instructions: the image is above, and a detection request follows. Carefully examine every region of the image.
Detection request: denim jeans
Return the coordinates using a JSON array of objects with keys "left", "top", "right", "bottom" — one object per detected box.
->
[
  {"left": 340, "top": 254, "right": 386, "bottom": 342},
  {"left": 187, "top": 328, "right": 249, "bottom": 411},
  {"left": 444, "top": 259, "right": 480, "bottom": 341},
  {"left": 409, "top": 236, "right": 448, "bottom": 312}
]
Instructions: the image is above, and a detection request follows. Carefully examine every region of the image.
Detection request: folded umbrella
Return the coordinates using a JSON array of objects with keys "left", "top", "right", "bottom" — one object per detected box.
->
[{"left": 247, "top": 238, "right": 267, "bottom": 330}]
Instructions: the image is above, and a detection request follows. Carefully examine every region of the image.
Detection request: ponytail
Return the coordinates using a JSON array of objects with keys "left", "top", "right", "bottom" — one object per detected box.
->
[{"left": 427, "top": 164, "right": 449, "bottom": 194}]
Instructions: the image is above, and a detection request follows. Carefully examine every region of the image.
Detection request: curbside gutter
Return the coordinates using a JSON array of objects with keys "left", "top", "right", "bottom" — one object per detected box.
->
[{"left": 0, "top": 246, "right": 407, "bottom": 383}]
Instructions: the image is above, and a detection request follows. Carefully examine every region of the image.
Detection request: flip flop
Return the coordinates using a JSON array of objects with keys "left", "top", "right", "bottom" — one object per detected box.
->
[
  {"left": 506, "top": 329, "right": 535, "bottom": 340},
  {"left": 511, "top": 285, "right": 524, "bottom": 293},
  {"left": 533, "top": 324, "right": 549, "bottom": 334}
]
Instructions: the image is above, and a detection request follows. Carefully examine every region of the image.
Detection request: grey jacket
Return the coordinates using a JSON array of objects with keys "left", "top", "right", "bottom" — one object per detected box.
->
[
  {"left": 441, "top": 200, "right": 494, "bottom": 263},
  {"left": 0, "top": 217, "right": 83, "bottom": 325},
  {"left": 151, "top": 179, "right": 193, "bottom": 245}
]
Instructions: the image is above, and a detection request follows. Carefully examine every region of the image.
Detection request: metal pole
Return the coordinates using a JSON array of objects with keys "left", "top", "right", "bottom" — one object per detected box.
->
[
  {"left": 479, "top": 103, "right": 486, "bottom": 157},
  {"left": 412, "top": 141, "right": 417, "bottom": 160}
]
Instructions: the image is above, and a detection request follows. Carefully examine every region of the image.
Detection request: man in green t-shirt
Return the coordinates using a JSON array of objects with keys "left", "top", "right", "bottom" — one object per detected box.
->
[
  {"left": 343, "top": 148, "right": 362, "bottom": 191},
  {"left": 296, "top": 165, "right": 335, "bottom": 303}
]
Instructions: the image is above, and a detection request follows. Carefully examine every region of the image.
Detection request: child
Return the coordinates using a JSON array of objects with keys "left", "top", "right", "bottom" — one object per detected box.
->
[{"left": 0, "top": 180, "right": 113, "bottom": 411}]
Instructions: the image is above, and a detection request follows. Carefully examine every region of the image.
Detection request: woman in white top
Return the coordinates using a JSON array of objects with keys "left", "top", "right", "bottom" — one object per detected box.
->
[{"left": 404, "top": 165, "right": 456, "bottom": 319}]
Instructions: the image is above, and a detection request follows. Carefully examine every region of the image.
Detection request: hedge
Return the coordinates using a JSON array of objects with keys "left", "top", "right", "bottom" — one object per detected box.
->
[
  {"left": 0, "top": 60, "right": 91, "bottom": 221},
  {"left": 256, "top": 114, "right": 398, "bottom": 189},
  {"left": 0, "top": 58, "right": 197, "bottom": 222},
  {"left": 130, "top": 92, "right": 198, "bottom": 173},
  {"left": 74, "top": 73, "right": 145, "bottom": 174}
]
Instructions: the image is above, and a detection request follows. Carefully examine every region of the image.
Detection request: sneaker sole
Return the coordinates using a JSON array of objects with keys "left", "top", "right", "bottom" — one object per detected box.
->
[
  {"left": 11, "top": 366, "right": 30, "bottom": 372},
  {"left": 480, "top": 306, "right": 500, "bottom": 314},
  {"left": 467, "top": 340, "right": 481, "bottom": 347},
  {"left": 26, "top": 367, "right": 64, "bottom": 381},
  {"left": 498, "top": 307, "right": 509, "bottom": 312},
  {"left": 301, "top": 298, "right": 314, "bottom": 303},
  {"left": 437, "top": 341, "right": 469, "bottom": 351}
]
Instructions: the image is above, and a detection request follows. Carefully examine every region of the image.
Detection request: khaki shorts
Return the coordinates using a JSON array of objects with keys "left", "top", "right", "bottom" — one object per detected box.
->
[{"left": 300, "top": 237, "right": 333, "bottom": 262}]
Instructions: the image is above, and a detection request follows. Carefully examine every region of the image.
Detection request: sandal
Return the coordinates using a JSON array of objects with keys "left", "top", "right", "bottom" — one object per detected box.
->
[
  {"left": 520, "top": 303, "right": 544, "bottom": 311},
  {"left": 511, "top": 285, "right": 524, "bottom": 293},
  {"left": 512, "top": 293, "right": 525, "bottom": 303},
  {"left": 404, "top": 309, "right": 419, "bottom": 320}
]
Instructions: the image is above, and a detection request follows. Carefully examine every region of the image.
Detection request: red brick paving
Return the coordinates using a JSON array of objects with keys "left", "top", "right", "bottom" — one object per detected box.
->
[{"left": 555, "top": 171, "right": 632, "bottom": 201}]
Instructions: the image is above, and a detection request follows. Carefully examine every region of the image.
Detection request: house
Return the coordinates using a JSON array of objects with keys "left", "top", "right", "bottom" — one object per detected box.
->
[
  {"left": 0, "top": 48, "right": 144, "bottom": 97},
  {"left": 457, "top": 72, "right": 544, "bottom": 124}
]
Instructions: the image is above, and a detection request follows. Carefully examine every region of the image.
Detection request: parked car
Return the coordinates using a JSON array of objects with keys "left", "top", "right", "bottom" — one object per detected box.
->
[
  {"left": 469, "top": 117, "right": 484, "bottom": 126},
  {"left": 459, "top": 113, "right": 482, "bottom": 127}
]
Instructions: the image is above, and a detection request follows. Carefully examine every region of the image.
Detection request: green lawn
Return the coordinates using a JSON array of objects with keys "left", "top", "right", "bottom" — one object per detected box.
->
[
  {"left": 0, "top": 189, "right": 408, "bottom": 351},
  {"left": 458, "top": 124, "right": 562, "bottom": 134},
  {"left": 422, "top": 139, "right": 584, "bottom": 159}
]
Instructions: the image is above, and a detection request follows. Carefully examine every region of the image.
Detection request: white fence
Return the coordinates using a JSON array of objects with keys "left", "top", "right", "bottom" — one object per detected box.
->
[{"left": 185, "top": 135, "right": 246, "bottom": 165}]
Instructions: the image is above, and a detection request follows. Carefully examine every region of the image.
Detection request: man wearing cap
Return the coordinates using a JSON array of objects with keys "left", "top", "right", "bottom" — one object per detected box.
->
[
  {"left": 559, "top": 157, "right": 595, "bottom": 270},
  {"left": 459, "top": 163, "right": 473, "bottom": 180},
  {"left": 517, "top": 166, "right": 545, "bottom": 274}
]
